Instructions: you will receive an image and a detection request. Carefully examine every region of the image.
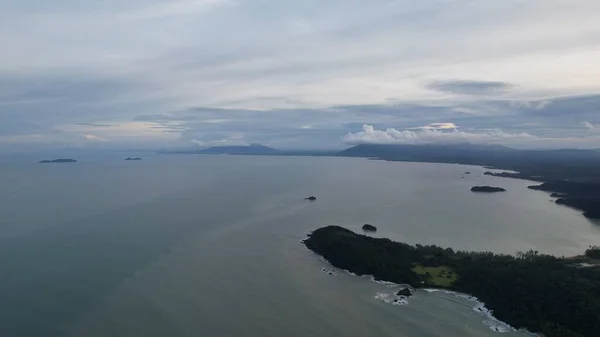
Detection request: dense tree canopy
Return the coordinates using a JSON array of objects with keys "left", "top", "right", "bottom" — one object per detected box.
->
[{"left": 303, "top": 226, "right": 600, "bottom": 337}]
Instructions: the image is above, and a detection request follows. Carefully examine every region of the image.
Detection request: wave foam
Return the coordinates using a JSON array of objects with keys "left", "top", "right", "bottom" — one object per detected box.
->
[
  {"left": 441, "top": 291, "right": 516, "bottom": 333},
  {"left": 320, "top": 267, "right": 338, "bottom": 276},
  {"left": 373, "top": 292, "right": 409, "bottom": 306},
  {"left": 422, "top": 289, "right": 517, "bottom": 333},
  {"left": 471, "top": 303, "right": 515, "bottom": 333}
]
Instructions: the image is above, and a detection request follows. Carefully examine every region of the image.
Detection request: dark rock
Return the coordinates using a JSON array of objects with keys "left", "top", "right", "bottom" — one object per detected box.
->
[
  {"left": 362, "top": 224, "right": 377, "bottom": 232},
  {"left": 305, "top": 196, "right": 317, "bottom": 201},
  {"left": 125, "top": 157, "right": 142, "bottom": 161},
  {"left": 396, "top": 288, "right": 412, "bottom": 297},
  {"left": 471, "top": 186, "right": 506, "bottom": 193}
]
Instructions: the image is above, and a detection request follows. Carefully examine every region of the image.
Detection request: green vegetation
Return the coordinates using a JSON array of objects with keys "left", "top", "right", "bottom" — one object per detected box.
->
[
  {"left": 303, "top": 226, "right": 600, "bottom": 337},
  {"left": 411, "top": 264, "right": 457, "bottom": 287}
]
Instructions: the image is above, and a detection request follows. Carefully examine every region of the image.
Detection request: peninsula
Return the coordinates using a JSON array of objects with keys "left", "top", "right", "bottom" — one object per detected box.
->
[
  {"left": 303, "top": 226, "right": 600, "bottom": 337},
  {"left": 39, "top": 159, "right": 77, "bottom": 163}
]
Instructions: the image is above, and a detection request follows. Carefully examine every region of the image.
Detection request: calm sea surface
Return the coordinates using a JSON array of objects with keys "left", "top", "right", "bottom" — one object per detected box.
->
[{"left": 1, "top": 154, "right": 599, "bottom": 337}]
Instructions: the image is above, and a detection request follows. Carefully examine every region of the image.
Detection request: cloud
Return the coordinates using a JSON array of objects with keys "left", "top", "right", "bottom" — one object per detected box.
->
[
  {"left": 582, "top": 121, "right": 597, "bottom": 132},
  {"left": 75, "top": 123, "right": 118, "bottom": 128},
  {"left": 427, "top": 80, "right": 512, "bottom": 95},
  {"left": 344, "top": 124, "right": 536, "bottom": 146},
  {"left": 82, "top": 134, "right": 106, "bottom": 142},
  {"left": 191, "top": 132, "right": 247, "bottom": 147},
  {"left": 413, "top": 122, "right": 458, "bottom": 130},
  {"left": 121, "top": 0, "right": 234, "bottom": 21},
  {"left": 2, "top": 1, "right": 600, "bottom": 151}
]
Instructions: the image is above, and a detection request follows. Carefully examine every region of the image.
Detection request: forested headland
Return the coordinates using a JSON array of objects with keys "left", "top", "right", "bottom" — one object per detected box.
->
[{"left": 303, "top": 226, "right": 600, "bottom": 337}]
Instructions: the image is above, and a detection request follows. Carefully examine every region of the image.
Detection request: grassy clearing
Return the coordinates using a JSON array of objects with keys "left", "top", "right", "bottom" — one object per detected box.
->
[{"left": 412, "top": 264, "right": 457, "bottom": 287}]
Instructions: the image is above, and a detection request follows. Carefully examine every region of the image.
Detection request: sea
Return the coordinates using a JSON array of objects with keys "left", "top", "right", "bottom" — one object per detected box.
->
[{"left": 1, "top": 154, "right": 599, "bottom": 337}]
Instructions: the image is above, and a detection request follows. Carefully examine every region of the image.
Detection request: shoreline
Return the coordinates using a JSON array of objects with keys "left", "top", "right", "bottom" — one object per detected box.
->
[{"left": 365, "top": 156, "right": 600, "bottom": 220}]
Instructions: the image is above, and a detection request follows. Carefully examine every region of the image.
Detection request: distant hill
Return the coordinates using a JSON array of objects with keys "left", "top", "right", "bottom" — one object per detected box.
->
[
  {"left": 337, "top": 143, "right": 600, "bottom": 164},
  {"left": 337, "top": 143, "right": 514, "bottom": 161},
  {"left": 164, "top": 144, "right": 280, "bottom": 155},
  {"left": 197, "top": 144, "right": 279, "bottom": 155},
  {"left": 159, "top": 145, "right": 338, "bottom": 156}
]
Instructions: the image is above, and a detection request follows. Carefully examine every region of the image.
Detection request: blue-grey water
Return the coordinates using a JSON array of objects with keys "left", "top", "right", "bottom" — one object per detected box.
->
[{"left": 1, "top": 154, "right": 599, "bottom": 337}]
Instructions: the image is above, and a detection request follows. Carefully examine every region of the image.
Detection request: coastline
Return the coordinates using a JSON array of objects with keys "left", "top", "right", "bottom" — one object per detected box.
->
[{"left": 364, "top": 156, "right": 600, "bottom": 220}]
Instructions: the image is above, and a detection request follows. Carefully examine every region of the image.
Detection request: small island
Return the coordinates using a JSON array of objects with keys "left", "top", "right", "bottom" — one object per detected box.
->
[
  {"left": 39, "top": 159, "right": 77, "bottom": 163},
  {"left": 305, "top": 196, "right": 317, "bottom": 201},
  {"left": 303, "top": 226, "right": 600, "bottom": 337},
  {"left": 125, "top": 157, "right": 142, "bottom": 161},
  {"left": 362, "top": 224, "right": 377, "bottom": 232},
  {"left": 470, "top": 186, "right": 506, "bottom": 193}
]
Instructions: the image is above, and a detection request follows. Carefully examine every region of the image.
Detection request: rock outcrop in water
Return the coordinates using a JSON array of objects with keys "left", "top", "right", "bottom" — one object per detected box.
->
[
  {"left": 39, "top": 159, "right": 77, "bottom": 163},
  {"left": 125, "top": 157, "right": 142, "bottom": 161},
  {"left": 305, "top": 196, "right": 316, "bottom": 201},
  {"left": 396, "top": 288, "right": 412, "bottom": 297},
  {"left": 362, "top": 224, "right": 377, "bottom": 232}
]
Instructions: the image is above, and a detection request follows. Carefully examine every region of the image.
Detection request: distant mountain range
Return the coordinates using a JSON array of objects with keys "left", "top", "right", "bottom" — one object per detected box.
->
[
  {"left": 197, "top": 144, "right": 280, "bottom": 155},
  {"left": 338, "top": 143, "right": 515, "bottom": 160},
  {"left": 160, "top": 144, "right": 278, "bottom": 155},
  {"left": 160, "top": 144, "right": 336, "bottom": 156},
  {"left": 161, "top": 143, "right": 600, "bottom": 169},
  {"left": 160, "top": 142, "right": 600, "bottom": 176}
]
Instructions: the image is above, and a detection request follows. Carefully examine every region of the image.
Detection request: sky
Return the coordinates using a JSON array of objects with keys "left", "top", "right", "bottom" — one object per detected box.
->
[{"left": 1, "top": 0, "right": 600, "bottom": 152}]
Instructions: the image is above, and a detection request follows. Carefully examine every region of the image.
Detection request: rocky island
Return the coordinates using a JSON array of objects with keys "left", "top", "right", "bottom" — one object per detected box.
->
[
  {"left": 470, "top": 186, "right": 506, "bottom": 193},
  {"left": 39, "top": 159, "right": 77, "bottom": 163},
  {"left": 304, "top": 196, "right": 317, "bottom": 201},
  {"left": 125, "top": 157, "right": 142, "bottom": 161},
  {"left": 303, "top": 226, "right": 600, "bottom": 337}
]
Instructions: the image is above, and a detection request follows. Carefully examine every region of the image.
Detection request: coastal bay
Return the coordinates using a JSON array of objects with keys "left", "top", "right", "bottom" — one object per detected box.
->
[{"left": 1, "top": 154, "right": 599, "bottom": 336}]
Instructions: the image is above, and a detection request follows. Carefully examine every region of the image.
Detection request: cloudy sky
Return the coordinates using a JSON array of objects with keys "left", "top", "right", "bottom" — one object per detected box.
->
[{"left": 1, "top": 0, "right": 600, "bottom": 151}]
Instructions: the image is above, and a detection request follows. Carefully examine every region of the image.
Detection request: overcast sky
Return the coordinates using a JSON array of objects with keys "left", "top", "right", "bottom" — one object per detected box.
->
[{"left": 1, "top": 0, "right": 600, "bottom": 151}]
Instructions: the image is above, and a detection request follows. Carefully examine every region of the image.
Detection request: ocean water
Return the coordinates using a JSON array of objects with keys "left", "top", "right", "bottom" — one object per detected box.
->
[{"left": 0, "top": 154, "right": 598, "bottom": 337}]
